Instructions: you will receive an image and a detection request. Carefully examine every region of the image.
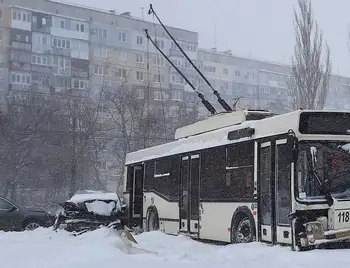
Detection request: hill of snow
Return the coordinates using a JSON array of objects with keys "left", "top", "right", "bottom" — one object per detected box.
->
[{"left": 1, "top": 227, "right": 350, "bottom": 268}]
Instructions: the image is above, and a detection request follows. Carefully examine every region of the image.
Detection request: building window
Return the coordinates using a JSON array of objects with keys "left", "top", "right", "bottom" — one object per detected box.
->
[
  {"left": 156, "top": 40, "right": 164, "bottom": 49},
  {"left": 116, "top": 69, "right": 127, "bottom": 79},
  {"left": 153, "top": 57, "right": 164, "bottom": 66},
  {"left": 42, "top": 36, "right": 48, "bottom": 45},
  {"left": 259, "top": 86, "right": 269, "bottom": 94},
  {"left": 154, "top": 74, "right": 164, "bottom": 83},
  {"left": 223, "top": 68, "right": 229, "bottom": 76},
  {"left": 94, "top": 65, "right": 105, "bottom": 76},
  {"left": 206, "top": 65, "right": 216, "bottom": 73},
  {"left": 0, "top": 30, "right": 3, "bottom": 42},
  {"left": 153, "top": 91, "right": 162, "bottom": 101},
  {"left": 223, "top": 82, "right": 228, "bottom": 91},
  {"left": 136, "top": 71, "right": 144, "bottom": 81},
  {"left": 52, "top": 37, "right": 70, "bottom": 49},
  {"left": 137, "top": 36, "right": 143, "bottom": 45},
  {"left": 235, "top": 70, "right": 240, "bottom": 77},
  {"left": 171, "top": 74, "right": 184, "bottom": 84},
  {"left": 10, "top": 72, "right": 31, "bottom": 85},
  {"left": 13, "top": 10, "right": 19, "bottom": 20},
  {"left": 136, "top": 53, "right": 144, "bottom": 63},
  {"left": 0, "top": 9, "right": 3, "bottom": 19},
  {"left": 119, "top": 32, "right": 127, "bottom": 42},
  {"left": 12, "top": 10, "right": 31, "bottom": 22},
  {"left": 96, "top": 28, "right": 107, "bottom": 38},
  {"left": 72, "top": 79, "right": 89, "bottom": 89},
  {"left": 119, "top": 51, "right": 127, "bottom": 61},
  {"left": 94, "top": 46, "right": 108, "bottom": 58},
  {"left": 171, "top": 59, "right": 181, "bottom": 67},
  {"left": 53, "top": 57, "right": 70, "bottom": 75},
  {"left": 172, "top": 91, "right": 183, "bottom": 101},
  {"left": 136, "top": 88, "right": 144, "bottom": 99},
  {"left": 73, "top": 41, "right": 88, "bottom": 53},
  {"left": 32, "top": 54, "right": 50, "bottom": 66},
  {"left": 197, "top": 77, "right": 204, "bottom": 85}
]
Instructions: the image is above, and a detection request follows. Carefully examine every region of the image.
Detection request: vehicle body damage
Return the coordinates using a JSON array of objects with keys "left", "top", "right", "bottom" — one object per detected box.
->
[{"left": 52, "top": 190, "right": 155, "bottom": 254}]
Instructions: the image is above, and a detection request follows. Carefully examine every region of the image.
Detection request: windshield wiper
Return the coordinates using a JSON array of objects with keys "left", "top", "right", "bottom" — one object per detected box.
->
[
  {"left": 311, "top": 168, "right": 334, "bottom": 206},
  {"left": 309, "top": 147, "right": 334, "bottom": 206}
]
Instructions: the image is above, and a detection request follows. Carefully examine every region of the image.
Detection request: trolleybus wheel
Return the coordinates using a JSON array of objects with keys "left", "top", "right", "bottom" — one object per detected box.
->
[
  {"left": 231, "top": 215, "right": 255, "bottom": 243},
  {"left": 146, "top": 207, "right": 159, "bottom": 232}
]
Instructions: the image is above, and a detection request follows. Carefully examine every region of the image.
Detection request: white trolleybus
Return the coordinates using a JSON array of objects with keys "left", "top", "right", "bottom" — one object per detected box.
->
[{"left": 123, "top": 109, "right": 350, "bottom": 250}]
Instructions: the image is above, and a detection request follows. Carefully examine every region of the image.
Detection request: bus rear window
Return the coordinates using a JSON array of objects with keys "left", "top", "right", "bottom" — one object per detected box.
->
[{"left": 299, "top": 112, "right": 350, "bottom": 135}]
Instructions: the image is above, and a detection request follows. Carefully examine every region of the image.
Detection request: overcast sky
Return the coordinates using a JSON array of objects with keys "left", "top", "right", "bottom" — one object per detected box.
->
[{"left": 69, "top": 0, "right": 350, "bottom": 77}]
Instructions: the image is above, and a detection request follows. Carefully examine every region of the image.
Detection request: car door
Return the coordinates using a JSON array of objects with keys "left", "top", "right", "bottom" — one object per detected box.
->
[{"left": 0, "top": 198, "right": 21, "bottom": 231}]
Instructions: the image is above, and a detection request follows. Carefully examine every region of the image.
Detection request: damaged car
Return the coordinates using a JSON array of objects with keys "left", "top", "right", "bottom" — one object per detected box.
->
[{"left": 53, "top": 190, "right": 129, "bottom": 236}]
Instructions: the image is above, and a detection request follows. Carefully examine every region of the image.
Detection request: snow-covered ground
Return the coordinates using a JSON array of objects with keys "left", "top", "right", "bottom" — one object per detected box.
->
[{"left": 1, "top": 227, "right": 350, "bottom": 268}]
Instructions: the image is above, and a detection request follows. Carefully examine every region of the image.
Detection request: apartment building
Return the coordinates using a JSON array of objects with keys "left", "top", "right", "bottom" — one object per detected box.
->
[
  {"left": 1, "top": 0, "right": 349, "bottom": 192},
  {"left": 0, "top": 0, "right": 200, "bottom": 191},
  {"left": 198, "top": 48, "right": 350, "bottom": 114}
]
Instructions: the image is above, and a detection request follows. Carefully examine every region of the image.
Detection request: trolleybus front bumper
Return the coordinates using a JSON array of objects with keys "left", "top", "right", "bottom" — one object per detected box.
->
[{"left": 300, "top": 221, "right": 350, "bottom": 248}]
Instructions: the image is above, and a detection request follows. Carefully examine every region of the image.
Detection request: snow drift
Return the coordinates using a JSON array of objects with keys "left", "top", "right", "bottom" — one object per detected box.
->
[{"left": 1, "top": 227, "right": 350, "bottom": 268}]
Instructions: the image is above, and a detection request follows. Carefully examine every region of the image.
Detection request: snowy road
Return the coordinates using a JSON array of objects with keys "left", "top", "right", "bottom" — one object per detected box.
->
[{"left": 1, "top": 228, "right": 350, "bottom": 268}]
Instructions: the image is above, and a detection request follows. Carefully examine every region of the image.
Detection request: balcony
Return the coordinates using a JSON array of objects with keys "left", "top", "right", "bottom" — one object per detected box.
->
[
  {"left": 52, "top": 47, "right": 71, "bottom": 57},
  {"left": 31, "top": 64, "right": 53, "bottom": 74},
  {"left": 71, "top": 69, "right": 89, "bottom": 78},
  {"left": 9, "top": 61, "right": 31, "bottom": 72},
  {"left": 11, "top": 41, "right": 31, "bottom": 51}
]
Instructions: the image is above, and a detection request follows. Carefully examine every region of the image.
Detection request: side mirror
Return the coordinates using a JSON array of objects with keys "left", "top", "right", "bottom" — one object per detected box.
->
[{"left": 286, "top": 134, "right": 299, "bottom": 163}]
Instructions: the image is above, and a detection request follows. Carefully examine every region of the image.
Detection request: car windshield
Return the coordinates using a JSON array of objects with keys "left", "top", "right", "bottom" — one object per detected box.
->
[{"left": 297, "top": 141, "right": 350, "bottom": 201}]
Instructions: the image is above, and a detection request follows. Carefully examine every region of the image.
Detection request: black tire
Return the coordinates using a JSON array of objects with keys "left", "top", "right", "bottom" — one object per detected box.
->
[
  {"left": 146, "top": 207, "right": 159, "bottom": 232},
  {"left": 231, "top": 214, "right": 255, "bottom": 243},
  {"left": 23, "top": 219, "right": 43, "bottom": 231}
]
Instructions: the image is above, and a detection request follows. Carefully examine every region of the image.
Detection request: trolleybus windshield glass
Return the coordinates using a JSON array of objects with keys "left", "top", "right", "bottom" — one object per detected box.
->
[{"left": 297, "top": 141, "right": 350, "bottom": 201}]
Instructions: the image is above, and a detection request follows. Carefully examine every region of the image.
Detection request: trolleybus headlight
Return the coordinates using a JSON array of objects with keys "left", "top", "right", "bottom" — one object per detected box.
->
[
  {"left": 306, "top": 224, "right": 313, "bottom": 233},
  {"left": 308, "top": 234, "right": 315, "bottom": 244}
]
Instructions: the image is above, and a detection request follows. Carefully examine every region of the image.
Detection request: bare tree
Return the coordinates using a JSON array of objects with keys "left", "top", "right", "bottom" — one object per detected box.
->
[
  {"left": 289, "top": 0, "right": 332, "bottom": 110},
  {"left": 100, "top": 80, "right": 156, "bottom": 191},
  {"left": 264, "top": 97, "right": 290, "bottom": 114}
]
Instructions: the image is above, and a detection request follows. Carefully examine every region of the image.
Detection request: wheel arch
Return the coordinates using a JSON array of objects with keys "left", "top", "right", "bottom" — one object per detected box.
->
[{"left": 22, "top": 217, "right": 43, "bottom": 229}]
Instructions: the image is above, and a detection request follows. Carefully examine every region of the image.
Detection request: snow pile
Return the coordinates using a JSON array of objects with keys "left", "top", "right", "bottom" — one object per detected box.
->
[
  {"left": 68, "top": 190, "right": 120, "bottom": 203},
  {"left": 1, "top": 227, "right": 350, "bottom": 268},
  {"left": 85, "top": 200, "right": 116, "bottom": 216},
  {"left": 67, "top": 190, "right": 123, "bottom": 212}
]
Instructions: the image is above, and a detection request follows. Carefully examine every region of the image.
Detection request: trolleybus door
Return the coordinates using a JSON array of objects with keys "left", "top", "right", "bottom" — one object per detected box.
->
[
  {"left": 274, "top": 139, "right": 292, "bottom": 244},
  {"left": 258, "top": 139, "right": 293, "bottom": 245},
  {"left": 132, "top": 165, "right": 144, "bottom": 219},
  {"left": 259, "top": 141, "right": 274, "bottom": 243},
  {"left": 180, "top": 154, "right": 200, "bottom": 235}
]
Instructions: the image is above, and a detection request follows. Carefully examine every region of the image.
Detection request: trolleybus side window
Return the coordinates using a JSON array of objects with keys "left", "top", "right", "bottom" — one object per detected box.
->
[
  {"left": 144, "top": 156, "right": 178, "bottom": 199},
  {"left": 200, "top": 141, "right": 254, "bottom": 201},
  {"left": 226, "top": 141, "right": 254, "bottom": 199},
  {"left": 154, "top": 157, "right": 171, "bottom": 196},
  {"left": 200, "top": 146, "right": 226, "bottom": 200},
  {"left": 126, "top": 166, "right": 133, "bottom": 191},
  {"left": 144, "top": 161, "right": 154, "bottom": 190}
]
